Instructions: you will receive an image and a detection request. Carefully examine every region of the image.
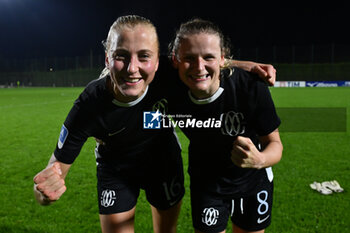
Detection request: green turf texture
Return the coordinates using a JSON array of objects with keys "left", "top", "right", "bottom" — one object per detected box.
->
[{"left": 0, "top": 87, "right": 349, "bottom": 232}]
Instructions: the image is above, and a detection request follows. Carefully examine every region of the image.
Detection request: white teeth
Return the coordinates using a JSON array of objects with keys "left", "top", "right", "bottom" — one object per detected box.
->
[
  {"left": 124, "top": 77, "right": 141, "bottom": 83},
  {"left": 191, "top": 74, "right": 209, "bottom": 79}
]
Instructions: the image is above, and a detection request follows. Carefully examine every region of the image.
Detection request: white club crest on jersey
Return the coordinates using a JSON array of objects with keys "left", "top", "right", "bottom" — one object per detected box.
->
[
  {"left": 220, "top": 111, "right": 245, "bottom": 136},
  {"left": 202, "top": 207, "right": 219, "bottom": 226},
  {"left": 101, "top": 189, "right": 117, "bottom": 208}
]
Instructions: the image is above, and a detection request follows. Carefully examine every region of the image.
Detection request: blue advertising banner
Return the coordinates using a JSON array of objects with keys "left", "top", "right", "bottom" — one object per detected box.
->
[{"left": 306, "top": 81, "right": 350, "bottom": 87}]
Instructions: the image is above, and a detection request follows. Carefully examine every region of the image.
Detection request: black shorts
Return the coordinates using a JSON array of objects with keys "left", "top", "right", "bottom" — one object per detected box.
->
[
  {"left": 97, "top": 149, "right": 185, "bottom": 215},
  {"left": 191, "top": 169, "right": 274, "bottom": 232}
]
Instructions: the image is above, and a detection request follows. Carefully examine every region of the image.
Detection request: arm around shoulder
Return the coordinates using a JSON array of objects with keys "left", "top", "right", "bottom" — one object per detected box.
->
[{"left": 226, "top": 59, "right": 276, "bottom": 86}]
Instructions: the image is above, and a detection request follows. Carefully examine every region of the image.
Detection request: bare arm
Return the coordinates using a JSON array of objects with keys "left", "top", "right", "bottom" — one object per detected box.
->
[
  {"left": 231, "top": 129, "right": 283, "bottom": 169},
  {"left": 33, "top": 154, "right": 71, "bottom": 205},
  {"left": 258, "top": 129, "right": 283, "bottom": 167},
  {"left": 227, "top": 59, "right": 276, "bottom": 86}
]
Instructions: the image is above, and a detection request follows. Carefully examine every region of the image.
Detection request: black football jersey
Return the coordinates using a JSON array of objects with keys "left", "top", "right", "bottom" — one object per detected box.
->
[
  {"left": 54, "top": 60, "right": 179, "bottom": 170},
  {"left": 167, "top": 68, "right": 281, "bottom": 196}
]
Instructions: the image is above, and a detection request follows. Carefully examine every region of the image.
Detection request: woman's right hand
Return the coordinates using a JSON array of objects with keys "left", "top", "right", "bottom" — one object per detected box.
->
[{"left": 33, "top": 162, "right": 67, "bottom": 205}]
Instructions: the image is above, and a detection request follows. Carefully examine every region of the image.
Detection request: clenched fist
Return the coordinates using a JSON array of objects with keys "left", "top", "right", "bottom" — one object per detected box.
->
[
  {"left": 33, "top": 162, "right": 67, "bottom": 205},
  {"left": 231, "top": 136, "right": 266, "bottom": 169}
]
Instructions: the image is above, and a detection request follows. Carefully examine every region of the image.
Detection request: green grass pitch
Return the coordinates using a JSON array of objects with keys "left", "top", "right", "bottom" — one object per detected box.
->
[{"left": 0, "top": 87, "right": 349, "bottom": 232}]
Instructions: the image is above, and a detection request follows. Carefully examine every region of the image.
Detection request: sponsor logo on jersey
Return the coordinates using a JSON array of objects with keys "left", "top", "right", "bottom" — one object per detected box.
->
[
  {"left": 57, "top": 124, "right": 68, "bottom": 149},
  {"left": 202, "top": 207, "right": 219, "bottom": 226},
  {"left": 101, "top": 189, "right": 117, "bottom": 208}
]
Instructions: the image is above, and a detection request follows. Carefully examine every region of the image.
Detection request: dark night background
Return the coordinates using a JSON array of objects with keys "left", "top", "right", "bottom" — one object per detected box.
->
[{"left": 0, "top": 0, "right": 349, "bottom": 60}]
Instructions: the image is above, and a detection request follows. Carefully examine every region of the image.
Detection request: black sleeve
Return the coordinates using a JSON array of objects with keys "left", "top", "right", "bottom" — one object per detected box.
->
[
  {"left": 53, "top": 93, "right": 92, "bottom": 164},
  {"left": 253, "top": 78, "right": 281, "bottom": 136}
]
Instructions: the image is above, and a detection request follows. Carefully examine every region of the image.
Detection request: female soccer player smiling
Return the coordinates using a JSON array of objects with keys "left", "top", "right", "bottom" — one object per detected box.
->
[
  {"left": 33, "top": 15, "right": 277, "bottom": 233},
  {"left": 34, "top": 15, "right": 184, "bottom": 233},
  {"left": 168, "top": 19, "right": 283, "bottom": 233}
]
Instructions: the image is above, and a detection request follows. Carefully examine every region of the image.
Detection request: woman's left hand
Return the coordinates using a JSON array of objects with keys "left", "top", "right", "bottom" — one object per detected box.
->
[
  {"left": 228, "top": 60, "right": 276, "bottom": 86},
  {"left": 251, "top": 63, "right": 276, "bottom": 86},
  {"left": 231, "top": 136, "right": 266, "bottom": 169}
]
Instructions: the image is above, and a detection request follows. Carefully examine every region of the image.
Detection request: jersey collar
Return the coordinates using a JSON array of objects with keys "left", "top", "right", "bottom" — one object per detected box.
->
[
  {"left": 188, "top": 87, "right": 224, "bottom": 105},
  {"left": 112, "top": 86, "right": 149, "bottom": 107}
]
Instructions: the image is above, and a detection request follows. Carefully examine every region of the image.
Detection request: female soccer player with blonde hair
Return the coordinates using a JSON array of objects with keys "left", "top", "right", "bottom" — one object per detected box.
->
[{"left": 33, "top": 15, "right": 277, "bottom": 233}]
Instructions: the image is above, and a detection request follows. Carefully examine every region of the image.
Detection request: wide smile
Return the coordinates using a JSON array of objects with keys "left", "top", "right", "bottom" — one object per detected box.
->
[
  {"left": 189, "top": 74, "right": 210, "bottom": 82},
  {"left": 123, "top": 76, "right": 143, "bottom": 85}
]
